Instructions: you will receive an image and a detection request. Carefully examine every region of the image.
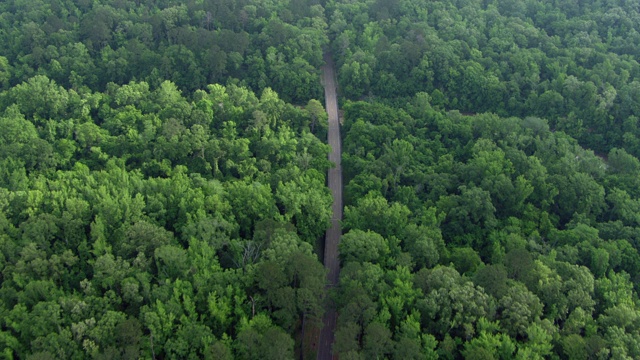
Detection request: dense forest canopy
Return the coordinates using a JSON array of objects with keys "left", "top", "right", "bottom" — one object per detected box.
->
[
  {"left": 0, "top": 0, "right": 328, "bottom": 102},
  {"left": 0, "top": 1, "right": 333, "bottom": 358},
  {"left": 328, "top": 0, "right": 640, "bottom": 156},
  {"left": 2, "top": 0, "right": 640, "bottom": 359}
]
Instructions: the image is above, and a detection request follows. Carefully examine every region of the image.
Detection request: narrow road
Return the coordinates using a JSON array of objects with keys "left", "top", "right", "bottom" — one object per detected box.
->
[{"left": 317, "top": 52, "right": 342, "bottom": 360}]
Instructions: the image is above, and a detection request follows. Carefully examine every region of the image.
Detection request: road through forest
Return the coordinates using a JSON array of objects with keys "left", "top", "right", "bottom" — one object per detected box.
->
[{"left": 317, "top": 52, "right": 342, "bottom": 360}]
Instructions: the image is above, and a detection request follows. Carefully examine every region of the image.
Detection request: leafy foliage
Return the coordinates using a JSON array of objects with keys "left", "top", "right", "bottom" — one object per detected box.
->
[
  {"left": 0, "top": 77, "right": 330, "bottom": 358},
  {"left": 4, "top": 0, "right": 640, "bottom": 358}
]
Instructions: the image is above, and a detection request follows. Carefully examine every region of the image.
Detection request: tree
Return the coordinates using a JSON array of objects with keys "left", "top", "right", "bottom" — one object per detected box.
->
[
  {"left": 154, "top": 245, "right": 188, "bottom": 281},
  {"left": 562, "top": 334, "right": 588, "bottom": 360},
  {"left": 254, "top": 252, "right": 325, "bottom": 332},
  {"left": 554, "top": 262, "right": 597, "bottom": 315},
  {"left": 0, "top": 105, "right": 38, "bottom": 147},
  {"left": 0, "top": 55, "right": 11, "bottom": 90},
  {"left": 516, "top": 323, "right": 554, "bottom": 359},
  {"left": 275, "top": 169, "right": 332, "bottom": 243},
  {"left": 417, "top": 266, "right": 493, "bottom": 340},
  {"left": 462, "top": 327, "right": 516, "bottom": 360},
  {"left": 594, "top": 271, "right": 634, "bottom": 314},
  {"left": 234, "top": 314, "right": 294, "bottom": 360},
  {"left": 437, "top": 185, "right": 498, "bottom": 246},
  {"left": 339, "top": 229, "right": 390, "bottom": 265},
  {"left": 226, "top": 180, "right": 277, "bottom": 238},
  {"left": 402, "top": 224, "right": 443, "bottom": 270},
  {"left": 448, "top": 247, "right": 483, "bottom": 275},
  {"left": 333, "top": 321, "right": 362, "bottom": 357},
  {"left": 498, "top": 284, "right": 544, "bottom": 338},
  {"left": 305, "top": 99, "right": 327, "bottom": 136},
  {"left": 362, "top": 322, "right": 393, "bottom": 359},
  {"left": 343, "top": 192, "right": 411, "bottom": 239},
  {"left": 9, "top": 75, "right": 69, "bottom": 123},
  {"left": 339, "top": 58, "right": 373, "bottom": 99},
  {"left": 551, "top": 171, "right": 606, "bottom": 225},
  {"left": 473, "top": 265, "right": 509, "bottom": 299}
]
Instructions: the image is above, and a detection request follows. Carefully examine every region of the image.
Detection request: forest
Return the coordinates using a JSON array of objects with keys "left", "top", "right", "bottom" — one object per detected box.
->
[{"left": 2, "top": 0, "right": 640, "bottom": 359}]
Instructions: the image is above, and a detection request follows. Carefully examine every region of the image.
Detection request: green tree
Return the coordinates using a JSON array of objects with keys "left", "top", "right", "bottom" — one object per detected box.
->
[
  {"left": 9, "top": 75, "right": 69, "bottom": 123},
  {"left": 362, "top": 322, "right": 393, "bottom": 359},
  {"left": 343, "top": 192, "right": 411, "bottom": 239},
  {"left": 417, "top": 266, "right": 493, "bottom": 340},
  {"left": 498, "top": 284, "right": 544, "bottom": 338},
  {"left": 234, "top": 314, "right": 294, "bottom": 360},
  {"left": 339, "top": 229, "right": 390, "bottom": 265}
]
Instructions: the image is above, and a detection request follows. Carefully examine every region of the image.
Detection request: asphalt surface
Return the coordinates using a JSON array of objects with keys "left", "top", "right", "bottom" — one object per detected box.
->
[{"left": 317, "top": 52, "right": 342, "bottom": 360}]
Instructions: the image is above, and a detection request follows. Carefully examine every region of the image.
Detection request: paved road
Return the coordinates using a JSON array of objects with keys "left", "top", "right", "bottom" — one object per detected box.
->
[{"left": 317, "top": 52, "right": 342, "bottom": 360}]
